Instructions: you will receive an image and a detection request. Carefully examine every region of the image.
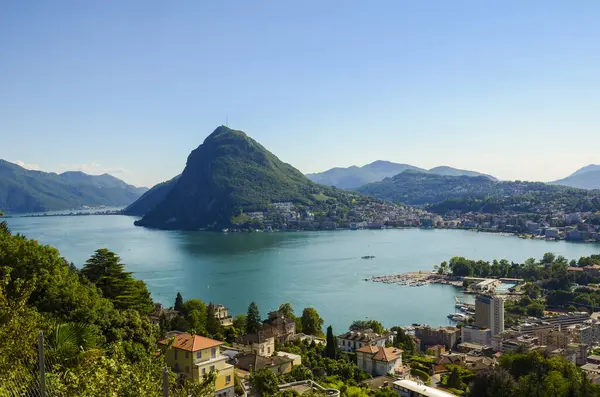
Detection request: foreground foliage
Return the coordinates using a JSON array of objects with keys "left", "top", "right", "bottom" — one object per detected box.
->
[{"left": 0, "top": 222, "right": 211, "bottom": 397}]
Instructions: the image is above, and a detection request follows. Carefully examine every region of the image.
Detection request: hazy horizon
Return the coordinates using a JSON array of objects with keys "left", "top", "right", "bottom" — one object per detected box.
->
[{"left": 2, "top": 1, "right": 599, "bottom": 187}]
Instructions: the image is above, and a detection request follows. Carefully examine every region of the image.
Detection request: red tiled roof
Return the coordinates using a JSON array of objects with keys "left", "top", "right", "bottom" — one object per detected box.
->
[
  {"left": 356, "top": 345, "right": 379, "bottom": 354},
  {"left": 373, "top": 347, "right": 402, "bottom": 362},
  {"left": 159, "top": 332, "right": 223, "bottom": 352}
]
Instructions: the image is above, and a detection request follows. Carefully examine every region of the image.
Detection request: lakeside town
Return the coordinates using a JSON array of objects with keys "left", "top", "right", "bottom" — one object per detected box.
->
[
  {"left": 144, "top": 251, "right": 600, "bottom": 397},
  {"left": 224, "top": 201, "right": 600, "bottom": 244}
]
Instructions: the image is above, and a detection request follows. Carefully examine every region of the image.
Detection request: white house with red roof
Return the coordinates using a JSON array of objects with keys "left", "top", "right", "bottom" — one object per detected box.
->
[{"left": 356, "top": 345, "right": 406, "bottom": 377}]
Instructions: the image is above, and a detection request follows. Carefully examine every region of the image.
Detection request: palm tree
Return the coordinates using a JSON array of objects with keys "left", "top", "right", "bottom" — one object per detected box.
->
[{"left": 46, "top": 322, "right": 100, "bottom": 367}]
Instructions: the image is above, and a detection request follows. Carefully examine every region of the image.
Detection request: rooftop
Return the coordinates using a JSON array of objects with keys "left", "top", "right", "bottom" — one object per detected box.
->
[
  {"left": 393, "top": 380, "right": 455, "bottom": 397},
  {"left": 159, "top": 332, "right": 223, "bottom": 352},
  {"left": 235, "top": 353, "right": 294, "bottom": 372}
]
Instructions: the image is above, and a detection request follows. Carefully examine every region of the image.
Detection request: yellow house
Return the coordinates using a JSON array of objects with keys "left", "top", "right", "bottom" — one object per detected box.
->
[{"left": 159, "top": 332, "right": 235, "bottom": 397}]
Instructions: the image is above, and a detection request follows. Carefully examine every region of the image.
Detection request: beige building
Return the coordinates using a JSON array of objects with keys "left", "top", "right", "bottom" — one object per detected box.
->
[
  {"left": 214, "top": 304, "right": 233, "bottom": 327},
  {"left": 233, "top": 331, "right": 275, "bottom": 357},
  {"left": 235, "top": 352, "right": 294, "bottom": 375},
  {"left": 159, "top": 332, "right": 234, "bottom": 397},
  {"left": 533, "top": 328, "right": 571, "bottom": 349},
  {"left": 461, "top": 326, "right": 492, "bottom": 346}
]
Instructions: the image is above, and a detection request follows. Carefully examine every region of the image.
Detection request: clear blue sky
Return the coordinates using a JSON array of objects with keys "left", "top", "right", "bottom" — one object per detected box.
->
[{"left": 1, "top": 1, "right": 599, "bottom": 187}]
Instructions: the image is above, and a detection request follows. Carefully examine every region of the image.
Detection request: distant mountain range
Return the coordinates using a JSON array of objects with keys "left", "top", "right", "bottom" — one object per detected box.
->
[
  {"left": 356, "top": 169, "right": 599, "bottom": 214},
  {"left": 306, "top": 161, "right": 497, "bottom": 188},
  {"left": 0, "top": 160, "right": 148, "bottom": 213},
  {"left": 126, "top": 126, "right": 373, "bottom": 230},
  {"left": 551, "top": 164, "right": 600, "bottom": 190}
]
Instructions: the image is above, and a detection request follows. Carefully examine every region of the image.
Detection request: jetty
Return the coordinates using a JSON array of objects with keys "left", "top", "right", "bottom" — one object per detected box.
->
[{"left": 364, "top": 271, "right": 437, "bottom": 287}]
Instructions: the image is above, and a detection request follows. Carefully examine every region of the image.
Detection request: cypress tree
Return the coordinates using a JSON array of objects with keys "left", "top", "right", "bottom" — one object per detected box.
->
[
  {"left": 326, "top": 326, "right": 336, "bottom": 359},
  {"left": 246, "top": 302, "right": 261, "bottom": 334},
  {"left": 174, "top": 292, "right": 184, "bottom": 311}
]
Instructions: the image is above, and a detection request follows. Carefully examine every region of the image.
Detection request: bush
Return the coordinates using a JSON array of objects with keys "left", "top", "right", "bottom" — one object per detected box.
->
[{"left": 411, "top": 368, "right": 430, "bottom": 383}]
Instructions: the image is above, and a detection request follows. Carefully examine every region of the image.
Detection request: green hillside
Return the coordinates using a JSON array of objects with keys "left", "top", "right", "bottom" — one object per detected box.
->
[
  {"left": 0, "top": 160, "right": 147, "bottom": 213},
  {"left": 357, "top": 169, "right": 600, "bottom": 213},
  {"left": 123, "top": 175, "right": 180, "bottom": 216},
  {"left": 133, "top": 126, "right": 368, "bottom": 229}
]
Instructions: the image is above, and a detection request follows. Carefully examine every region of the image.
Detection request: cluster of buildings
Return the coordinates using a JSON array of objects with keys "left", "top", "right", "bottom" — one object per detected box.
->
[
  {"left": 236, "top": 200, "right": 600, "bottom": 244},
  {"left": 436, "top": 211, "right": 600, "bottom": 242},
  {"left": 156, "top": 287, "right": 600, "bottom": 397},
  {"left": 232, "top": 201, "right": 436, "bottom": 232},
  {"left": 403, "top": 289, "right": 600, "bottom": 388}
]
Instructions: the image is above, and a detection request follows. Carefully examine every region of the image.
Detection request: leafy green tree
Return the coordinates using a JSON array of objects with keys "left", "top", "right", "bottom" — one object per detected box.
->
[
  {"left": 233, "top": 314, "right": 246, "bottom": 332},
  {"left": 181, "top": 299, "right": 208, "bottom": 335},
  {"left": 246, "top": 302, "right": 261, "bottom": 334},
  {"left": 81, "top": 249, "right": 153, "bottom": 314},
  {"left": 326, "top": 325, "right": 336, "bottom": 358},
  {"left": 174, "top": 292, "right": 184, "bottom": 311},
  {"left": 249, "top": 368, "right": 280, "bottom": 397},
  {"left": 278, "top": 302, "right": 295, "bottom": 318},
  {"left": 349, "top": 320, "right": 385, "bottom": 334},
  {"left": 467, "top": 368, "right": 516, "bottom": 397},
  {"left": 206, "top": 302, "right": 221, "bottom": 337},
  {"left": 301, "top": 308, "right": 324, "bottom": 336},
  {"left": 542, "top": 252, "right": 556, "bottom": 264}
]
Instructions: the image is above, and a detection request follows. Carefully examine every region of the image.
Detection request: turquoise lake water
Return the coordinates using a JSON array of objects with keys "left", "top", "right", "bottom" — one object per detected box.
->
[{"left": 6, "top": 215, "right": 600, "bottom": 332}]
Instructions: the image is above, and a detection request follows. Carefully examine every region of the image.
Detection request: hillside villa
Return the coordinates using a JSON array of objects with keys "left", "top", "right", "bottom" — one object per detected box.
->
[{"left": 159, "top": 331, "right": 235, "bottom": 397}]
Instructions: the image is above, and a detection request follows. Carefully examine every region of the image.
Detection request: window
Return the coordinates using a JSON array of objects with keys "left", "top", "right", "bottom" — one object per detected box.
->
[
  {"left": 226, "top": 375, "right": 231, "bottom": 384},
  {"left": 202, "top": 368, "right": 206, "bottom": 375},
  {"left": 174, "top": 350, "right": 178, "bottom": 360},
  {"left": 211, "top": 347, "right": 217, "bottom": 359},
  {"left": 185, "top": 352, "right": 189, "bottom": 359},
  {"left": 267, "top": 347, "right": 271, "bottom": 354},
  {"left": 197, "top": 351, "right": 202, "bottom": 359},
  {"left": 210, "top": 365, "right": 215, "bottom": 373},
  {"left": 342, "top": 340, "right": 345, "bottom": 346}
]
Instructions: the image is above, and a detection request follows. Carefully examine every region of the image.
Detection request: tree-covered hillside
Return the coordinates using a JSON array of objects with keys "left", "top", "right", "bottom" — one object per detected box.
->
[
  {"left": 357, "top": 170, "right": 600, "bottom": 214},
  {"left": 124, "top": 175, "right": 180, "bottom": 216},
  {"left": 133, "top": 126, "right": 372, "bottom": 230},
  {"left": 0, "top": 160, "right": 147, "bottom": 213}
]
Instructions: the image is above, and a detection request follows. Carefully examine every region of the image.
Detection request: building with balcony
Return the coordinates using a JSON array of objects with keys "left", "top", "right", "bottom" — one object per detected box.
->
[
  {"left": 337, "top": 330, "right": 394, "bottom": 352},
  {"left": 159, "top": 332, "right": 234, "bottom": 397},
  {"left": 214, "top": 304, "right": 233, "bottom": 327}
]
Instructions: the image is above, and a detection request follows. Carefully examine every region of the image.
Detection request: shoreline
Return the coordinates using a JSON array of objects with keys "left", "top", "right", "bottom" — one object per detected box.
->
[{"left": 5, "top": 212, "right": 600, "bottom": 245}]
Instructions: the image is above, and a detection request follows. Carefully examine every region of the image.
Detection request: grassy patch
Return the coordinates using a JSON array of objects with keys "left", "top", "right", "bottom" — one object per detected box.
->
[
  {"left": 231, "top": 213, "right": 251, "bottom": 224},
  {"left": 312, "top": 192, "right": 334, "bottom": 202}
]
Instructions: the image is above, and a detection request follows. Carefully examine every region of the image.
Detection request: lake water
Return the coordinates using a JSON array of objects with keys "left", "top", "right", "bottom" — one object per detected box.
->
[{"left": 5, "top": 215, "right": 600, "bottom": 332}]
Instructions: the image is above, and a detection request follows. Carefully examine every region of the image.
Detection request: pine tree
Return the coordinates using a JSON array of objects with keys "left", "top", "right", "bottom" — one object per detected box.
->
[
  {"left": 175, "top": 292, "right": 184, "bottom": 311},
  {"left": 246, "top": 302, "right": 261, "bottom": 334},
  {"left": 206, "top": 302, "right": 221, "bottom": 337},
  {"left": 81, "top": 248, "right": 153, "bottom": 313},
  {"left": 326, "top": 325, "right": 336, "bottom": 359}
]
